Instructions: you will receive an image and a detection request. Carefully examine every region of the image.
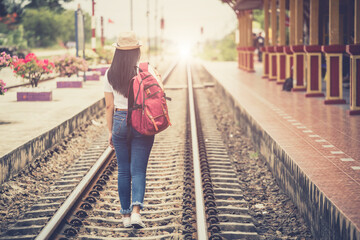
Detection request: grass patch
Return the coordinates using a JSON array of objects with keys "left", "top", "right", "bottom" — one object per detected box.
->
[{"left": 249, "top": 151, "right": 259, "bottom": 160}]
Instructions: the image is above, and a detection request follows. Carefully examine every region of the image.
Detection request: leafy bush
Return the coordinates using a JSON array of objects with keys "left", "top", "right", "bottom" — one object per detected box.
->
[
  {"left": 96, "top": 47, "right": 114, "bottom": 64},
  {"left": 12, "top": 53, "right": 54, "bottom": 87},
  {"left": 0, "top": 51, "right": 18, "bottom": 70},
  {"left": 199, "top": 31, "right": 237, "bottom": 61},
  {"left": 53, "top": 55, "right": 88, "bottom": 77},
  {"left": 82, "top": 49, "right": 99, "bottom": 64},
  {"left": 0, "top": 79, "right": 7, "bottom": 95},
  {"left": 22, "top": 8, "right": 91, "bottom": 48}
]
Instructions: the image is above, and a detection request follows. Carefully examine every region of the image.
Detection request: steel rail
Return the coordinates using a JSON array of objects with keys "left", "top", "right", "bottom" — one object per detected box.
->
[
  {"left": 35, "top": 146, "right": 113, "bottom": 240},
  {"left": 187, "top": 61, "right": 208, "bottom": 240},
  {"left": 161, "top": 59, "right": 178, "bottom": 84}
]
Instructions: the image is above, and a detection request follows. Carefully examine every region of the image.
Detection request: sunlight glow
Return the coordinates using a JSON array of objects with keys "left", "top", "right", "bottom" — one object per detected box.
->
[{"left": 178, "top": 43, "right": 192, "bottom": 58}]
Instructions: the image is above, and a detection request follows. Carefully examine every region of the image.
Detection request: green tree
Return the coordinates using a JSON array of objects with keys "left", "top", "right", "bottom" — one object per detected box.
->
[
  {"left": 25, "top": 0, "right": 73, "bottom": 12},
  {"left": 252, "top": 9, "right": 264, "bottom": 30},
  {"left": 22, "top": 8, "right": 91, "bottom": 48},
  {"left": 0, "top": 0, "right": 26, "bottom": 24},
  {"left": 23, "top": 8, "right": 61, "bottom": 47},
  {"left": 199, "top": 31, "right": 237, "bottom": 61},
  {"left": 56, "top": 10, "right": 91, "bottom": 44},
  {"left": 5, "top": 24, "right": 27, "bottom": 49}
]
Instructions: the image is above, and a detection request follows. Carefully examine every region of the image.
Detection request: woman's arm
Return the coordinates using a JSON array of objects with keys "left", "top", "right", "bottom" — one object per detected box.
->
[{"left": 105, "top": 92, "right": 114, "bottom": 148}]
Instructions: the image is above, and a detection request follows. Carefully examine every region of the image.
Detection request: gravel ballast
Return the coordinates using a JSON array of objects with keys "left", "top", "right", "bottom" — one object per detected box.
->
[
  {"left": 205, "top": 86, "right": 313, "bottom": 240},
  {"left": 0, "top": 113, "right": 107, "bottom": 235}
]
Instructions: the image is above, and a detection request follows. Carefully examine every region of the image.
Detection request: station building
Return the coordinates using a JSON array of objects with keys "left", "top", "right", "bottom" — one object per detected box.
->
[{"left": 227, "top": 0, "right": 360, "bottom": 115}]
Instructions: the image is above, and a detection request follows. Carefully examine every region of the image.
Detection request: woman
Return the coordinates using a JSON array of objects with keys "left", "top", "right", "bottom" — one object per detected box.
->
[{"left": 104, "top": 32, "right": 159, "bottom": 229}]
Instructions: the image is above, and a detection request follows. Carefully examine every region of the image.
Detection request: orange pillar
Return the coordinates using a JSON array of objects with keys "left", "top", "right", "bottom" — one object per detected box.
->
[
  {"left": 268, "top": 0, "right": 277, "bottom": 81},
  {"left": 276, "top": 0, "right": 286, "bottom": 84},
  {"left": 237, "top": 14, "right": 241, "bottom": 69},
  {"left": 322, "top": 0, "right": 346, "bottom": 104},
  {"left": 304, "top": 0, "right": 324, "bottom": 97},
  {"left": 262, "top": 0, "right": 270, "bottom": 78},
  {"left": 346, "top": 0, "right": 360, "bottom": 114},
  {"left": 291, "top": 0, "right": 306, "bottom": 91},
  {"left": 247, "top": 11, "right": 255, "bottom": 72},
  {"left": 241, "top": 12, "right": 246, "bottom": 70},
  {"left": 285, "top": 0, "right": 295, "bottom": 80}
]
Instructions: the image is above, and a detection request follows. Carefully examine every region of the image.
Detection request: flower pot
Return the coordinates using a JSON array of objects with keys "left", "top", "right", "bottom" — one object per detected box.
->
[
  {"left": 57, "top": 81, "right": 82, "bottom": 88},
  {"left": 17, "top": 88, "right": 52, "bottom": 101},
  {"left": 85, "top": 71, "right": 101, "bottom": 81},
  {"left": 89, "top": 66, "right": 109, "bottom": 76},
  {"left": 98, "top": 67, "right": 108, "bottom": 76},
  {"left": 56, "top": 77, "right": 83, "bottom": 88}
]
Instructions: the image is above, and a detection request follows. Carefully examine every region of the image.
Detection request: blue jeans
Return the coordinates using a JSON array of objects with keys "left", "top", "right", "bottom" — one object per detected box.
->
[{"left": 112, "top": 111, "right": 154, "bottom": 215}]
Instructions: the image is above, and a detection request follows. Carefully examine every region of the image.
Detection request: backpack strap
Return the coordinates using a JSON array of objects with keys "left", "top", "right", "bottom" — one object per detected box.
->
[{"left": 139, "top": 62, "right": 149, "bottom": 72}]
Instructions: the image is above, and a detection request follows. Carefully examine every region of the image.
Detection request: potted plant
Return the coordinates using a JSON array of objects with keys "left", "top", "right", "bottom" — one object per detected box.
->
[
  {"left": 12, "top": 53, "right": 54, "bottom": 101},
  {"left": 53, "top": 55, "right": 88, "bottom": 88},
  {"left": 88, "top": 47, "right": 112, "bottom": 76},
  {"left": 0, "top": 51, "right": 18, "bottom": 95},
  {"left": 0, "top": 79, "right": 7, "bottom": 95},
  {"left": 81, "top": 49, "right": 102, "bottom": 80}
]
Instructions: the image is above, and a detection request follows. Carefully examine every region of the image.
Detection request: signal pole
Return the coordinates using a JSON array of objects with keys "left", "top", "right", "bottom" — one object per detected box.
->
[
  {"left": 147, "top": 0, "right": 150, "bottom": 60},
  {"left": 101, "top": 16, "right": 104, "bottom": 47},
  {"left": 91, "top": 0, "right": 96, "bottom": 52},
  {"left": 130, "top": 0, "right": 133, "bottom": 30},
  {"left": 154, "top": 0, "right": 158, "bottom": 57}
]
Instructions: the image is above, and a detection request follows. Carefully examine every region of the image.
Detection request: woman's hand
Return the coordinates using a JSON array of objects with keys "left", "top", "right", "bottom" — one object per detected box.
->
[{"left": 109, "top": 132, "right": 114, "bottom": 149}]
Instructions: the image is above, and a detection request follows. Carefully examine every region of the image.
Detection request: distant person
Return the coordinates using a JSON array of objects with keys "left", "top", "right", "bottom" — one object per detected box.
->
[
  {"left": 104, "top": 31, "right": 161, "bottom": 229},
  {"left": 252, "top": 33, "right": 257, "bottom": 47},
  {"left": 256, "top": 32, "right": 265, "bottom": 62}
]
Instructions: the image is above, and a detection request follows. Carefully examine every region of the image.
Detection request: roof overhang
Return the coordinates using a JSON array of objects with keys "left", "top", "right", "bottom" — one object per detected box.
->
[{"left": 234, "top": 0, "right": 263, "bottom": 11}]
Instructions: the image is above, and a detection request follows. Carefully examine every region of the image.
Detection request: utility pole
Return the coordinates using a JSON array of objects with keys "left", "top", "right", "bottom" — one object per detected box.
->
[
  {"left": 130, "top": 0, "right": 133, "bottom": 31},
  {"left": 160, "top": 1, "right": 164, "bottom": 59},
  {"left": 154, "top": 0, "right": 158, "bottom": 57},
  {"left": 91, "top": 0, "right": 96, "bottom": 52},
  {"left": 147, "top": 0, "right": 150, "bottom": 60},
  {"left": 101, "top": 16, "right": 104, "bottom": 47}
]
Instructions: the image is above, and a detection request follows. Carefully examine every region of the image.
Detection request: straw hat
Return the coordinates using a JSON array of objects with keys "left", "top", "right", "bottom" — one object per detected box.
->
[{"left": 112, "top": 31, "right": 142, "bottom": 50}]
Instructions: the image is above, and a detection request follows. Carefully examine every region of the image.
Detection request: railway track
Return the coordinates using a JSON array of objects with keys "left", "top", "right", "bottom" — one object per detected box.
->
[{"left": 1, "top": 60, "right": 258, "bottom": 240}]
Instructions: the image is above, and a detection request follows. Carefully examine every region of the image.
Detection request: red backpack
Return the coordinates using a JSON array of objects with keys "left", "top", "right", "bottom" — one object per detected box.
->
[{"left": 127, "top": 62, "right": 171, "bottom": 136}]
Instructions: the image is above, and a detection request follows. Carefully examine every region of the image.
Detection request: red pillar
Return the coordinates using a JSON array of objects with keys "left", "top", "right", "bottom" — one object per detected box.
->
[
  {"left": 276, "top": 46, "right": 286, "bottom": 84},
  {"left": 305, "top": 45, "right": 324, "bottom": 97},
  {"left": 268, "top": 46, "right": 277, "bottom": 81},
  {"left": 247, "top": 47, "right": 256, "bottom": 72},
  {"left": 262, "top": 47, "right": 269, "bottom": 78},
  {"left": 346, "top": 44, "right": 360, "bottom": 114},
  {"left": 322, "top": 45, "right": 346, "bottom": 104},
  {"left": 291, "top": 45, "right": 306, "bottom": 91}
]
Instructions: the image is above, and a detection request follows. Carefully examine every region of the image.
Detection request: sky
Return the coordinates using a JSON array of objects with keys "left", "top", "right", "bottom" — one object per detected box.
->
[{"left": 63, "top": 0, "right": 237, "bottom": 47}]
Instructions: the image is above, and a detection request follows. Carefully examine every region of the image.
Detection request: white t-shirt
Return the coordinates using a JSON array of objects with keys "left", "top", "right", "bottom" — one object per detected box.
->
[{"left": 104, "top": 64, "right": 161, "bottom": 109}]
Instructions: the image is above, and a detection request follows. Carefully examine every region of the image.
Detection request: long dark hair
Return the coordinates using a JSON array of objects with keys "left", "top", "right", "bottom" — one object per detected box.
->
[{"left": 107, "top": 48, "right": 140, "bottom": 97}]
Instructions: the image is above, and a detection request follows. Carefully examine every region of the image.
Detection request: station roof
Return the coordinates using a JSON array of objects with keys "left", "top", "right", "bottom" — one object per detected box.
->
[{"left": 221, "top": 0, "right": 263, "bottom": 11}]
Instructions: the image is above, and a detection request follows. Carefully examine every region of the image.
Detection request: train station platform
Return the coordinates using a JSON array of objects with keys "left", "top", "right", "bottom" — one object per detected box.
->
[
  {"left": 0, "top": 76, "right": 105, "bottom": 184},
  {"left": 201, "top": 60, "right": 360, "bottom": 240}
]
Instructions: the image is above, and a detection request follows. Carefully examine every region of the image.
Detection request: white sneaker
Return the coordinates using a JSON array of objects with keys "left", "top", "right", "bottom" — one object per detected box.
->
[
  {"left": 131, "top": 213, "right": 146, "bottom": 229},
  {"left": 123, "top": 216, "right": 132, "bottom": 228}
]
